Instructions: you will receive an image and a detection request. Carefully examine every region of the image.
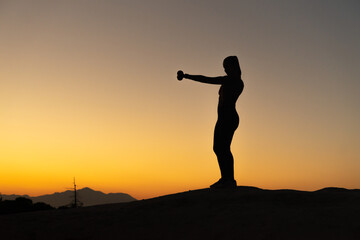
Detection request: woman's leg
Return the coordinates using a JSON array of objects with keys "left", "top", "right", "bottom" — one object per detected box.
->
[{"left": 213, "top": 120, "right": 238, "bottom": 181}]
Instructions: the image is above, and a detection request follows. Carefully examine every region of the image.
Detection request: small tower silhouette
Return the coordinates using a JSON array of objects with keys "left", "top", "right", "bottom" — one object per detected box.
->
[
  {"left": 73, "top": 177, "right": 78, "bottom": 208},
  {"left": 68, "top": 177, "right": 83, "bottom": 208}
]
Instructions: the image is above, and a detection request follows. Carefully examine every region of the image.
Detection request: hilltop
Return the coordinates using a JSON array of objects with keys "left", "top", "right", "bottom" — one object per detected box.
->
[{"left": 0, "top": 186, "right": 359, "bottom": 239}]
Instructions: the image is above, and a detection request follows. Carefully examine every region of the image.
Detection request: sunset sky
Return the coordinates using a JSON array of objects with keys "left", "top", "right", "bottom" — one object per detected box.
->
[{"left": 1, "top": 0, "right": 359, "bottom": 199}]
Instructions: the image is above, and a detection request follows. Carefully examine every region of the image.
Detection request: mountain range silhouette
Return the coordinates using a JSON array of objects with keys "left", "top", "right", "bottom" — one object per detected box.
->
[{"left": 2, "top": 187, "right": 136, "bottom": 208}]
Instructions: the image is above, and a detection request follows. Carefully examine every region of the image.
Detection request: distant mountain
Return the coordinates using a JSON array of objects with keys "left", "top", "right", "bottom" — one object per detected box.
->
[{"left": 2, "top": 187, "right": 136, "bottom": 208}]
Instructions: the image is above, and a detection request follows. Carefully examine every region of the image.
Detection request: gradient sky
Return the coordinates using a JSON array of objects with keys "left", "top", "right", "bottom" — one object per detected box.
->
[{"left": 1, "top": 0, "right": 359, "bottom": 199}]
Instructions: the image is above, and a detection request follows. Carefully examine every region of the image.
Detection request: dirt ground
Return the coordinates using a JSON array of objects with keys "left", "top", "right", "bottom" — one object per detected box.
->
[{"left": 1, "top": 186, "right": 359, "bottom": 240}]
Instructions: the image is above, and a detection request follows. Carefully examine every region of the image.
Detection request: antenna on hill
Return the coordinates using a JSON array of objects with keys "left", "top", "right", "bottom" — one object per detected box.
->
[
  {"left": 73, "top": 177, "right": 78, "bottom": 208},
  {"left": 66, "top": 177, "right": 83, "bottom": 208}
]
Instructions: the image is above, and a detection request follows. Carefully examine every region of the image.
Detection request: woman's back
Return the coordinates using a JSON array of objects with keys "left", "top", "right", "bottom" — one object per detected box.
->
[{"left": 218, "top": 77, "right": 244, "bottom": 111}]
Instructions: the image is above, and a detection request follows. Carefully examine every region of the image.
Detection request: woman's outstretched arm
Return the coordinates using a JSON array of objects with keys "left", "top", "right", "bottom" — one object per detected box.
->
[
  {"left": 184, "top": 74, "right": 225, "bottom": 85},
  {"left": 177, "top": 70, "right": 225, "bottom": 84}
]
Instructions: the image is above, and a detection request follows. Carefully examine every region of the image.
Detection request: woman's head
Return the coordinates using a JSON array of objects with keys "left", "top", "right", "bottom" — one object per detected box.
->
[{"left": 223, "top": 56, "right": 241, "bottom": 78}]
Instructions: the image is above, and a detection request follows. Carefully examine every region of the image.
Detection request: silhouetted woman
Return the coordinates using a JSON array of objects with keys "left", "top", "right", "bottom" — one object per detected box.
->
[{"left": 177, "top": 56, "right": 244, "bottom": 188}]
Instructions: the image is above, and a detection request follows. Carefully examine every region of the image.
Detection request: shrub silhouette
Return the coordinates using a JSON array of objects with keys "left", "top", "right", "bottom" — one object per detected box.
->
[{"left": 0, "top": 197, "right": 54, "bottom": 215}]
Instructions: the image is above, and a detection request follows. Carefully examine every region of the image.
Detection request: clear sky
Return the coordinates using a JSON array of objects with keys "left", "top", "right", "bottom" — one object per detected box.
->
[{"left": 1, "top": 0, "right": 359, "bottom": 199}]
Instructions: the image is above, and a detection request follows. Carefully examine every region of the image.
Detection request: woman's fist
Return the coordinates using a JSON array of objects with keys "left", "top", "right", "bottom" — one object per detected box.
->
[{"left": 177, "top": 70, "right": 184, "bottom": 81}]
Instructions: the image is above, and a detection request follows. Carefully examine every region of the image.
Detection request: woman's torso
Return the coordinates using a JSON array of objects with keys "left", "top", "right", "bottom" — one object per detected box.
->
[{"left": 217, "top": 77, "right": 244, "bottom": 120}]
